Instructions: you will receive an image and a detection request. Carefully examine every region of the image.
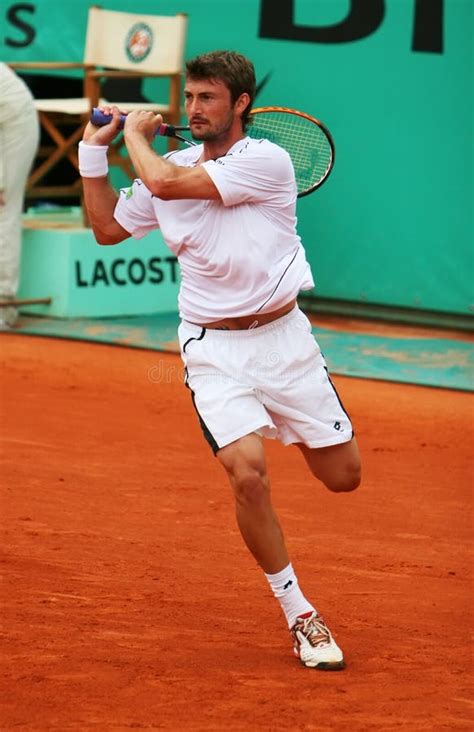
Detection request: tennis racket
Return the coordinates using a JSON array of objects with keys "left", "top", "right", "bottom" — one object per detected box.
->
[{"left": 90, "top": 106, "right": 335, "bottom": 196}]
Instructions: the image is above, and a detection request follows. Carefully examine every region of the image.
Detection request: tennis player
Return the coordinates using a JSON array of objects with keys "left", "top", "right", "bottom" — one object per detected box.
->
[{"left": 78, "top": 50, "right": 361, "bottom": 670}]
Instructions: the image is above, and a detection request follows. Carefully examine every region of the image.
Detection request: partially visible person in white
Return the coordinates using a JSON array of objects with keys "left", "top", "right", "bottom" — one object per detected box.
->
[{"left": 0, "top": 63, "right": 39, "bottom": 329}]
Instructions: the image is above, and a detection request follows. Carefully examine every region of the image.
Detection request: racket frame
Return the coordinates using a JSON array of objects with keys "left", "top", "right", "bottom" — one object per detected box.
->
[{"left": 247, "top": 106, "right": 336, "bottom": 197}]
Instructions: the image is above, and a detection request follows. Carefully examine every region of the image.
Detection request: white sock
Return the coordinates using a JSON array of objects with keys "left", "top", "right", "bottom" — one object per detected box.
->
[{"left": 264, "top": 563, "right": 316, "bottom": 628}]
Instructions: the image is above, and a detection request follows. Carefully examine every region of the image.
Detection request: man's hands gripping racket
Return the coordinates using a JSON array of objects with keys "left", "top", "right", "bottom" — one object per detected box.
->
[{"left": 90, "top": 106, "right": 335, "bottom": 196}]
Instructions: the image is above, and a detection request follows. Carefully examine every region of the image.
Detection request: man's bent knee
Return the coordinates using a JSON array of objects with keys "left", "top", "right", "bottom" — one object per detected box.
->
[
  {"left": 297, "top": 439, "right": 362, "bottom": 493},
  {"left": 325, "top": 463, "right": 361, "bottom": 493}
]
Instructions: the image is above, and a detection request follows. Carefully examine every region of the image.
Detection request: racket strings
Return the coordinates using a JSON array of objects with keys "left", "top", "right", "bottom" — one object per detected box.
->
[
  {"left": 250, "top": 118, "right": 329, "bottom": 182},
  {"left": 247, "top": 112, "right": 332, "bottom": 194}
]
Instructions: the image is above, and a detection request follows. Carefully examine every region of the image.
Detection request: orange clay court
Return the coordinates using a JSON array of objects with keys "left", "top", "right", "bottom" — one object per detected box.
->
[{"left": 1, "top": 332, "right": 473, "bottom": 731}]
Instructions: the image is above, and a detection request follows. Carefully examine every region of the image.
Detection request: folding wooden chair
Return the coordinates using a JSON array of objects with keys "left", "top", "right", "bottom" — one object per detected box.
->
[{"left": 9, "top": 8, "right": 188, "bottom": 215}]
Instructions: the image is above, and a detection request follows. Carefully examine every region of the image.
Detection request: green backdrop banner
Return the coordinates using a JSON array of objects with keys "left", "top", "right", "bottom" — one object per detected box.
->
[{"left": 2, "top": 0, "right": 472, "bottom": 316}]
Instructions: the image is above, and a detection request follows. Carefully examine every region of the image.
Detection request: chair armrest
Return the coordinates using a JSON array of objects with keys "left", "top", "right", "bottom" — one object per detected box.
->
[{"left": 8, "top": 62, "right": 86, "bottom": 70}]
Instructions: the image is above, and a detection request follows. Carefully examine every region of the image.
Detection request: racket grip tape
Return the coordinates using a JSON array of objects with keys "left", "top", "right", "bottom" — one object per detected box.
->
[
  {"left": 90, "top": 108, "right": 126, "bottom": 129},
  {"left": 90, "top": 108, "right": 173, "bottom": 138}
]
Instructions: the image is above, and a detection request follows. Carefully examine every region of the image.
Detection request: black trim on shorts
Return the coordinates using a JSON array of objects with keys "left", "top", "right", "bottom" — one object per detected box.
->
[
  {"left": 182, "top": 329, "right": 218, "bottom": 452},
  {"left": 182, "top": 327, "right": 206, "bottom": 354},
  {"left": 324, "top": 366, "right": 355, "bottom": 439},
  {"left": 184, "top": 367, "right": 220, "bottom": 455}
]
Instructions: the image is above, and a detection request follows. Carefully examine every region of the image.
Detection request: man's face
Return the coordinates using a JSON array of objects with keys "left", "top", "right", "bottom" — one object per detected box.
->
[{"left": 184, "top": 78, "right": 238, "bottom": 141}]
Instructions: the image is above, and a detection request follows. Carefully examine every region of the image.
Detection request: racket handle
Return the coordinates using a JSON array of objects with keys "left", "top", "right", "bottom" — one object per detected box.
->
[
  {"left": 90, "top": 108, "right": 127, "bottom": 129},
  {"left": 90, "top": 108, "right": 178, "bottom": 138}
]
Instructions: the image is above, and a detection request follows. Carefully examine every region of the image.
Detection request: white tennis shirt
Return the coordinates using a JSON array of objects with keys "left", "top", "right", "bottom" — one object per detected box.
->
[{"left": 114, "top": 136, "right": 314, "bottom": 322}]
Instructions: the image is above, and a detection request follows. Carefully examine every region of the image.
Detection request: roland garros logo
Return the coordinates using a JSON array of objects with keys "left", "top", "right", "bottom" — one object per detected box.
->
[{"left": 125, "top": 23, "right": 154, "bottom": 63}]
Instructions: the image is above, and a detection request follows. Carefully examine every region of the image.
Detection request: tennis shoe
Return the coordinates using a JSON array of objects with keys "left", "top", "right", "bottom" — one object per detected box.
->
[{"left": 291, "top": 611, "right": 345, "bottom": 670}]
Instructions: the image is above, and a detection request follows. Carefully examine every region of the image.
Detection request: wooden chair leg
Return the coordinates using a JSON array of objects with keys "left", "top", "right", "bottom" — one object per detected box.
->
[{"left": 28, "top": 115, "right": 86, "bottom": 188}]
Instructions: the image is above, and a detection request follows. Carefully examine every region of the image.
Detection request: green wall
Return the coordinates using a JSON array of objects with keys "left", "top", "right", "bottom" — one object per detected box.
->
[{"left": 2, "top": 0, "right": 472, "bottom": 316}]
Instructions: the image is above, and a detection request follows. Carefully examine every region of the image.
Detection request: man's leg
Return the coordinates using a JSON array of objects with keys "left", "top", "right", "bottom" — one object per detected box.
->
[
  {"left": 216, "top": 432, "right": 288, "bottom": 574},
  {"left": 216, "top": 432, "right": 345, "bottom": 669},
  {"left": 296, "top": 437, "right": 361, "bottom": 493}
]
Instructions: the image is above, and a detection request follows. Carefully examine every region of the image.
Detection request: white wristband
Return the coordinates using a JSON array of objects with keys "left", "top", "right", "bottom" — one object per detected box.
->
[{"left": 78, "top": 141, "right": 109, "bottom": 177}]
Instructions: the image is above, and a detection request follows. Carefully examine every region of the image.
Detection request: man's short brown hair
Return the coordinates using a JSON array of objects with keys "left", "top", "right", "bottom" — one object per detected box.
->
[{"left": 185, "top": 50, "right": 256, "bottom": 128}]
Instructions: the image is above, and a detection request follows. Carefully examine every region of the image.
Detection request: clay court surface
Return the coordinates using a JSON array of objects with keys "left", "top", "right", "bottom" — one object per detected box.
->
[{"left": 1, "top": 334, "right": 472, "bottom": 731}]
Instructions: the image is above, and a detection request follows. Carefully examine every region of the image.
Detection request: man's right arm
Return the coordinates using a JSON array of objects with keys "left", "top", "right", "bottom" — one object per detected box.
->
[
  {"left": 81, "top": 175, "right": 130, "bottom": 245},
  {"left": 79, "top": 107, "right": 131, "bottom": 246}
]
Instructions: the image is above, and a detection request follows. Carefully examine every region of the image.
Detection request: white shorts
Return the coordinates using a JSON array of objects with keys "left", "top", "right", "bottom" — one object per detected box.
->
[{"left": 178, "top": 306, "right": 354, "bottom": 453}]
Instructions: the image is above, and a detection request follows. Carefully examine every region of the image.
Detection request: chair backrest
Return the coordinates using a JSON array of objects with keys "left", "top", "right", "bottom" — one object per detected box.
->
[{"left": 84, "top": 7, "right": 188, "bottom": 75}]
